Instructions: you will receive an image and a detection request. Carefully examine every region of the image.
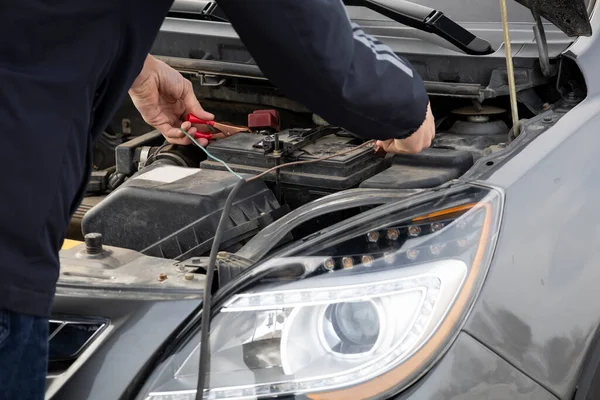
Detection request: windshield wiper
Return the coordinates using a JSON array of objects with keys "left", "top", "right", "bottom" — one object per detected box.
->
[{"left": 344, "top": 0, "right": 493, "bottom": 55}]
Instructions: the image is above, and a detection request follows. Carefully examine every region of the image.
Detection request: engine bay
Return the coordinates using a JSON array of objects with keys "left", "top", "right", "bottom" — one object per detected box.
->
[
  {"left": 69, "top": 51, "right": 586, "bottom": 269},
  {"left": 76, "top": 99, "right": 512, "bottom": 254},
  {"left": 49, "top": 2, "right": 597, "bottom": 397}
]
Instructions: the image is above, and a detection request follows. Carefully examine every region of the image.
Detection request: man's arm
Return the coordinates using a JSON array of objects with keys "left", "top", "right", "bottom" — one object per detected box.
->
[{"left": 217, "top": 0, "right": 430, "bottom": 141}]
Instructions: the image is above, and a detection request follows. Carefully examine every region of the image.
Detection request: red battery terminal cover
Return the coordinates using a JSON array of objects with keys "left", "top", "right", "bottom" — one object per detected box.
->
[{"left": 248, "top": 109, "right": 280, "bottom": 132}]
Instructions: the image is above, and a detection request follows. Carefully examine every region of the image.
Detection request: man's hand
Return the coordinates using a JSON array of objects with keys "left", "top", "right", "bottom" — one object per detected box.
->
[
  {"left": 376, "top": 102, "right": 435, "bottom": 154},
  {"left": 129, "top": 55, "right": 213, "bottom": 146}
]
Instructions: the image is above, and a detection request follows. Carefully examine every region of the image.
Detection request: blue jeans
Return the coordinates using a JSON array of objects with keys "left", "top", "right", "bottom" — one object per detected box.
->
[{"left": 0, "top": 310, "right": 48, "bottom": 400}]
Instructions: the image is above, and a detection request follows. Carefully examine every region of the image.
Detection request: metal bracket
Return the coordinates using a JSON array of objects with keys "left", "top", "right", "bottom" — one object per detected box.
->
[
  {"left": 198, "top": 74, "right": 227, "bottom": 87},
  {"left": 137, "top": 146, "right": 153, "bottom": 171}
]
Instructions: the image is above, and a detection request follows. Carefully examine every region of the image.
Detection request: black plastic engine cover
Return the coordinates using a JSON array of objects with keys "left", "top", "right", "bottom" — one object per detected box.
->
[
  {"left": 360, "top": 147, "right": 473, "bottom": 189},
  {"left": 82, "top": 161, "right": 283, "bottom": 259}
]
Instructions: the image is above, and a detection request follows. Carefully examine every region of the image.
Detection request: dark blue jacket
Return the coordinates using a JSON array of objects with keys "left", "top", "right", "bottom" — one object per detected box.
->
[
  {"left": 217, "top": 0, "right": 429, "bottom": 140},
  {"left": 0, "top": 0, "right": 428, "bottom": 317}
]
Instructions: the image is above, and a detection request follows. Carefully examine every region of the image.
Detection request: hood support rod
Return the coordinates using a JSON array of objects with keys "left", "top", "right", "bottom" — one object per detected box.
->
[
  {"left": 499, "top": 0, "right": 520, "bottom": 136},
  {"left": 532, "top": 7, "right": 554, "bottom": 77}
]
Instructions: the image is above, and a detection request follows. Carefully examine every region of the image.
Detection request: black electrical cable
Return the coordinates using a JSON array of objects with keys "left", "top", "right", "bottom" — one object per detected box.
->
[
  {"left": 177, "top": 126, "right": 375, "bottom": 399},
  {"left": 144, "top": 140, "right": 170, "bottom": 166},
  {"left": 195, "top": 178, "right": 246, "bottom": 400}
]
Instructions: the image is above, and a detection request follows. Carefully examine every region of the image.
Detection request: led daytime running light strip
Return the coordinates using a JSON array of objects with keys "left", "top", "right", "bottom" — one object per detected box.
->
[{"left": 222, "top": 275, "right": 441, "bottom": 312}]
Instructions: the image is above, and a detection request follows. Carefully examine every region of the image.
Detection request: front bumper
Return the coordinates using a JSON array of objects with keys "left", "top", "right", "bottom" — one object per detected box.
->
[
  {"left": 45, "top": 307, "right": 556, "bottom": 400},
  {"left": 395, "top": 332, "right": 557, "bottom": 400},
  {"left": 46, "top": 295, "right": 201, "bottom": 400}
]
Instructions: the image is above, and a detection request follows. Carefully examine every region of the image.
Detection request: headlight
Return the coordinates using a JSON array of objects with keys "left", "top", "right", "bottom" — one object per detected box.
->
[{"left": 139, "top": 184, "right": 502, "bottom": 400}]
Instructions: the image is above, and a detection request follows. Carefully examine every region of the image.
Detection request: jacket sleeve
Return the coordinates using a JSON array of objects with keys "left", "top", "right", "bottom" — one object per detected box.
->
[{"left": 216, "top": 0, "right": 429, "bottom": 140}]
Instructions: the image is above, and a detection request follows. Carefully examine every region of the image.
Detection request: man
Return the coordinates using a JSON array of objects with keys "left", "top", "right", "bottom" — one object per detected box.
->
[{"left": 0, "top": 0, "right": 434, "bottom": 399}]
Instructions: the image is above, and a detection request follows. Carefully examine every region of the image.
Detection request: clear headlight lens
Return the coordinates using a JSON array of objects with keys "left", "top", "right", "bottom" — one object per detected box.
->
[{"left": 139, "top": 185, "right": 502, "bottom": 400}]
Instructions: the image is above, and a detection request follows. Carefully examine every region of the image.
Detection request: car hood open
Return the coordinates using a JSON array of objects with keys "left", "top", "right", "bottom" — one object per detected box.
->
[{"left": 513, "top": 0, "right": 592, "bottom": 36}]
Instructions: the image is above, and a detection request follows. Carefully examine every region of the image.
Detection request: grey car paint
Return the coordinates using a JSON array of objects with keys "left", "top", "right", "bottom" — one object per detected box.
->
[
  {"left": 463, "top": 2, "right": 600, "bottom": 399},
  {"left": 49, "top": 0, "right": 600, "bottom": 399},
  {"left": 47, "top": 292, "right": 201, "bottom": 399},
  {"left": 394, "top": 333, "right": 558, "bottom": 400}
]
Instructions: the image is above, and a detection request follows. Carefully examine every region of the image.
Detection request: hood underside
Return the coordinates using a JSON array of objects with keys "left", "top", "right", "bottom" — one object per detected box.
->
[{"left": 514, "top": 0, "right": 592, "bottom": 36}]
